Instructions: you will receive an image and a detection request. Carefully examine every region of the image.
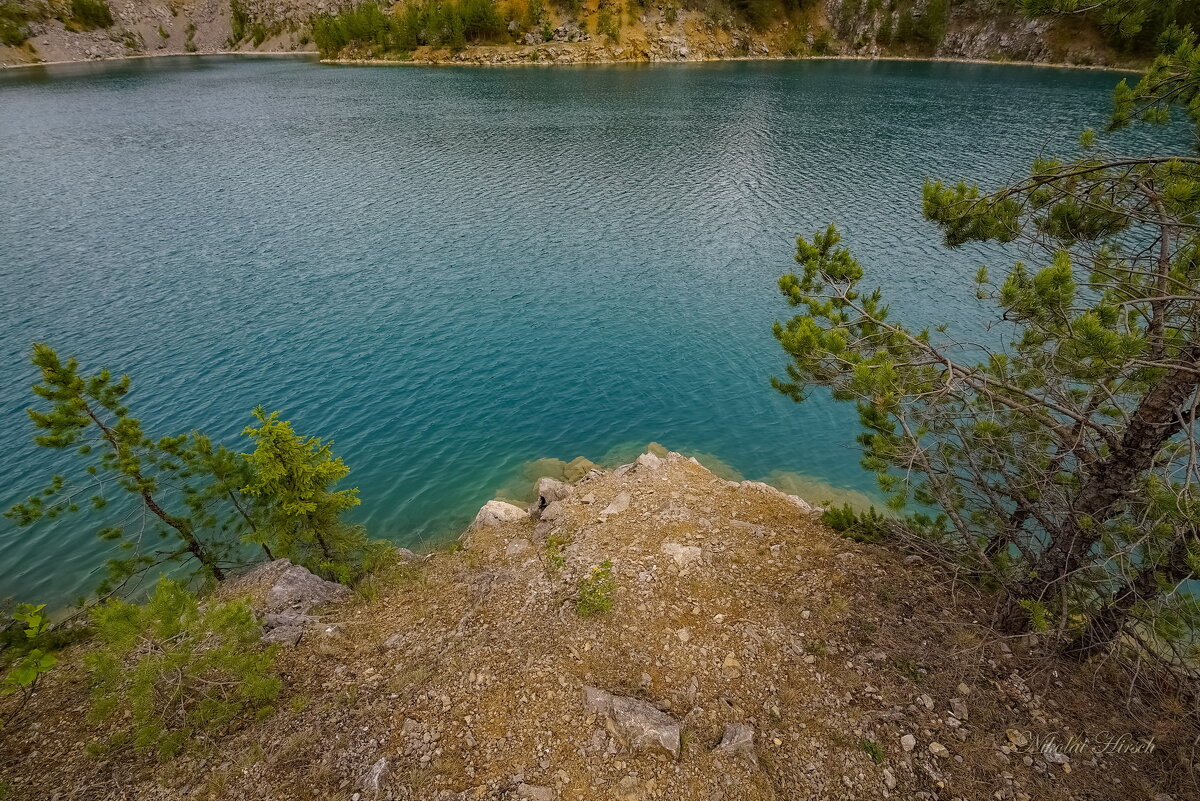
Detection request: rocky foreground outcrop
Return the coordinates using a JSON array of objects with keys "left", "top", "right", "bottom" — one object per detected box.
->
[{"left": 2, "top": 448, "right": 1188, "bottom": 799}]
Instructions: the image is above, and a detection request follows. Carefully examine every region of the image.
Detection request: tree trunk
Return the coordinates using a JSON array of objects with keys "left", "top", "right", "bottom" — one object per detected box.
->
[
  {"left": 142, "top": 491, "right": 226, "bottom": 581},
  {"left": 84, "top": 404, "right": 226, "bottom": 581},
  {"left": 1068, "top": 536, "right": 1193, "bottom": 658},
  {"left": 1004, "top": 347, "right": 1200, "bottom": 634}
]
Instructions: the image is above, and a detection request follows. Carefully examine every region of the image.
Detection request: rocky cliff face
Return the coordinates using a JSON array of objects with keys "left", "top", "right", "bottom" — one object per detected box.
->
[
  {"left": 827, "top": 0, "right": 1116, "bottom": 66},
  {"left": 0, "top": 0, "right": 1135, "bottom": 68}
]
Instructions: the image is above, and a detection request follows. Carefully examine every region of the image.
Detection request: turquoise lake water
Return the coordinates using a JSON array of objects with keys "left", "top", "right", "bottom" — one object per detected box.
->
[{"left": 0, "top": 56, "right": 1169, "bottom": 606}]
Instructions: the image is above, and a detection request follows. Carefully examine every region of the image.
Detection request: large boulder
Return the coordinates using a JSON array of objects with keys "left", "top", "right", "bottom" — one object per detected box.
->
[
  {"left": 583, "top": 686, "right": 681, "bottom": 759},
  {"left": 634, "top": 452, "right": 663, "bottom": 471},
  {"left": 264, "top": 562, "right": 350, "bottom": 614},
  {"left": 471, "top": 500, "right": 529, "bottom": 528},
  {"left": 533, "top": 476, "right": 572, "bottom": 511}
]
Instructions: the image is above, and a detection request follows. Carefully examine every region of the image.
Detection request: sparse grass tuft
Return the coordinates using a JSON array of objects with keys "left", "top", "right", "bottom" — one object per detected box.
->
[{"left": 576, "top": 560, "right": 615, "bottom": 617}]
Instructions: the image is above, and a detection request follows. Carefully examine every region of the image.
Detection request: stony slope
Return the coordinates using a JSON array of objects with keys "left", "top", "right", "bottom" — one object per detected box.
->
[
  {"left": 2, "top": 450, "right": 1191, "bottom": 800},
  {"left": 0, "top": 0, "right": 1137, "bottom": 68}
]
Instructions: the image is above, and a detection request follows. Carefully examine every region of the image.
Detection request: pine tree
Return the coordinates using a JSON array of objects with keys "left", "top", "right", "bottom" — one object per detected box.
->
[
  {"left": 773, "top": 29, "right": 1200, "bottom": 663},
  {"left": 240, "top": 407, "right": 378, "bottom": 583},
  {"left": 1021, "top": 0, "right": 1200, "bottom": 47},
  {"left": 6, "top": 345, "right": 234, "bottom": 590}
]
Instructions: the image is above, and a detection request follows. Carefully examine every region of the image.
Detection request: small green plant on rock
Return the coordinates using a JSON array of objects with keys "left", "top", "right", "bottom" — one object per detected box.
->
[
  {"left": 596, "top": 8, "right": 619, "bottom": 41},
  {"left": 543, "top": 530, "right": 570, "bottom": 574},
  {"left": 86, "top": 577, "right": 280, "bottom": 759},
  {"left": 1, "top": 604, "right": 58, "bottom": 730},
  {"left": 576, "top": 560, "right": 615, "bottom": 617}
]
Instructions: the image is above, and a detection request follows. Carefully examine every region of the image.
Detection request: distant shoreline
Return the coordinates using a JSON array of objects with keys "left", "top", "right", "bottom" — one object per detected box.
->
[
  {"left": 0, "top": 50, "right": 319, "bottom": 70},
  {"left": 2, "top": 49, "right": 1142, "bottom": 74},
  {"left": 326, "top": 53, "right": 1143, "bottom": 74}
]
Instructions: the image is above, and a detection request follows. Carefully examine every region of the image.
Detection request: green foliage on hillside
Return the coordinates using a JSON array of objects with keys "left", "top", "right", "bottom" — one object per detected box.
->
[
  {"left": 2, "top": 344, "right": 394, "bottom": 754},
  {"left": 68, "top": 0, "right": 113, "bottom": 30},
  {"left": 86, "top": 578, "right": 280, "bottom": 759},
  {"left": 0, "top": 2, "right": 41, "bottom": 46},
  {"left": 839, "top": 0, "right": 950, "bottom": 54},
  {"left": 311, "top": 0, "right": 507, "bottom": 57},
  {"left": 8, "top": 345, "right": 381, "bottom": 595}
]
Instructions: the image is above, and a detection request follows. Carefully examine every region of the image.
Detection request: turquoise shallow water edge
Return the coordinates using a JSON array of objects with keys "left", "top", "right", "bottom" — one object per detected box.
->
[{"left": 0, "top": 55, "right": 1180, "bottom": 606}]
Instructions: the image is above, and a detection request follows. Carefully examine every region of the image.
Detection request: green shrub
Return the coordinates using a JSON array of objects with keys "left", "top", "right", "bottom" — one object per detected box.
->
[
  {"left": 229, "top": 0, "right": 249, "bottom": 43},
  {"left": 544, "top": 529, "right": 570, "bottom": 573},
  {"left": 553, "top": 0, "right": 581, "bottom": 18},
  {"left": 1019, "top": 599, "right": 1050, "bottom": 633},
  {"left": 576, "top": 560, "right": 616, "bottom": 617},
  {"left": 0, "top": 2, "right": 33, "bottom": 46},
  {"left": 596, "top": 7, "right": 619, "bottom": 40},
  {"left": 241, "top": 407, "right": 389, "bottom": 585},
  {"left": 1, "top": 604, "right": 57, "bottom": 729},
  {"left": 69, "top": 0, "right": 113, "bottom": 29},
  {"left": 820, "top": 504, "right": 890, "bottom": 544},
  {"left": 250, "top": 20, "right": 268, "bottom": 45},
  {"left": 311, "top": 0, "right": 506, "bottom": 58},
  {"left": 86, "top": 578, "right": 280, "bottom": 759}
]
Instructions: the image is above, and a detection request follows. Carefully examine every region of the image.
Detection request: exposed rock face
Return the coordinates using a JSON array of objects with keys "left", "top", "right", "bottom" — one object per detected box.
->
[
  {"left": 471, "top": 499, "right": 529, "bottom": 528},
  {"left": 226, "top": 558, "right": 351, "bottom": 645},
  {"left": 533, "top": 477, "right": 572, "bottom": 512},
  {"left": 582, "top": 686, "right": 682, "bottom": 759}
]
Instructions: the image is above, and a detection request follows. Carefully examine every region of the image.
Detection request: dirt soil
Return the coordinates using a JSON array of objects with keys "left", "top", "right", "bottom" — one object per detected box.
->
[{"left": 1, "top": 450, "right": 1194, "bottom": 800}]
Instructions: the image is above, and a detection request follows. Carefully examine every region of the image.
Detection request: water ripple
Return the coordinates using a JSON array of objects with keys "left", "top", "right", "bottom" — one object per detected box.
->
[{"left": 0, "top": 56, "right": 1181, "bottom": 605}]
